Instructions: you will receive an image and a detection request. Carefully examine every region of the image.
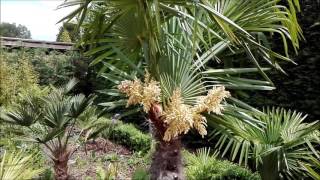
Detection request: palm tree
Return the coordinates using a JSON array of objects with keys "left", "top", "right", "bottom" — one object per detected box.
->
[
  {"left": 59, "top": 0, "right": 302, "bottom": 179},
  {"left": 0, "top": 79, "right": 94, "bottom": 180},
  {"left": 211, "top": 107, "right": 320, "bottom": 179}
]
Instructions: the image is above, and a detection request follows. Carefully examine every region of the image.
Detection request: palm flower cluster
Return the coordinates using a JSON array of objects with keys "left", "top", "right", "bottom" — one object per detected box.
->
[
  {"left": 162, "top": 89, "right": 194, "bottom": 141},
  {"left": 163, "top": 87, "right": 230, "bottom": 141},
  {"left": 117, "top": 71, "right": 161, "bottom": 113},
  {"left": 118, "top": 75, "right": 230, "bottom": 141}
]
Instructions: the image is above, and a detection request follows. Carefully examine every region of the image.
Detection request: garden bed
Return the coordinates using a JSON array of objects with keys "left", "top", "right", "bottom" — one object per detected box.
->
[{"left": 68, "top": 137, "right": 147, "bottom": 179}]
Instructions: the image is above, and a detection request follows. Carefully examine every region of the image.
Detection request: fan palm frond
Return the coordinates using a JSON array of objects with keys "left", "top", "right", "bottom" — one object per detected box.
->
[
  {"left": 0, "top": 150, "right": 44, "bottom": 180},
  {"left": 211, "top": 107, "right": 320, "bottom": 179}
]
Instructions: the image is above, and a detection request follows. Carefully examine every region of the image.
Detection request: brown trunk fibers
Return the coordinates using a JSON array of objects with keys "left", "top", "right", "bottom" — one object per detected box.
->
[
  {"left": 148, "top": 104, "right": 185, "bottom": 180},
  {"left": 53, "top": 149, "right": 70, "bottom": 180}
]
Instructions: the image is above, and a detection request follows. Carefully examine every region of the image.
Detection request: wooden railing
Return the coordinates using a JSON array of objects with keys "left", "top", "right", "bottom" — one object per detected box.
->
[{"left": 0, "top": 36, "right": 74, "bottom": 50}]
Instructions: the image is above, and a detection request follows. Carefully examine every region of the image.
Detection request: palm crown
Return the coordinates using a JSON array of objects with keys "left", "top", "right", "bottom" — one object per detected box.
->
[{"left": 59, "top": 0, "right": 302, "bottom": 134}]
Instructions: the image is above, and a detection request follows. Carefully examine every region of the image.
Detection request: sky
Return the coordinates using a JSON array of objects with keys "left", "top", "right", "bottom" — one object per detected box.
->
[{"left": 1, "top": 0, "right": 76, "bottom": 41}]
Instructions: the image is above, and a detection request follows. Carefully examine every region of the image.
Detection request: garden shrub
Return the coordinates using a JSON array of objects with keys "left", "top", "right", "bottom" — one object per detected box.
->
[
  {"left": 110, "top": 123, "right": 151, "bottom": 154},
  {"left": 101, "top": 119, "right": 151, "bottom": 154},
  {"left": 1, "top": 48, "right": 77, "bottom": 86},
  {"left": 184, "top": 149, "right": 260, "bottom": 180},
  {"left": 132, "top": 168, "right": 150, "bottom": 180},
  {"left": 0, "top": 51, "right": 39, "bottom": 106}
]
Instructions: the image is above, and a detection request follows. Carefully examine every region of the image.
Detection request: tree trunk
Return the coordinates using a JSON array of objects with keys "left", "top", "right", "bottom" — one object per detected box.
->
[
  {"left": 148, "top": 104, "right": 185, "bottom": 180},
  {"left": 260, "top": 152, "right": 280, "bottom": 180},
  {"left": 53, "top": 158, "right": 69, "bottom": 180},
  {"left": 53, "top": 150, "right": 70, "bottom": 180},
  {"left": 150, "top": 138, "right": 184, "bottom": 180}
]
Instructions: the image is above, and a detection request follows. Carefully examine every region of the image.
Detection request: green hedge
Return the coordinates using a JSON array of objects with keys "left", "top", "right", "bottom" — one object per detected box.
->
[
  {"left": 102, "top": 120, "right": 151, "bottom": 154},
  {"left": 185, "top": 150, "right": 260, "bottom": 180}
]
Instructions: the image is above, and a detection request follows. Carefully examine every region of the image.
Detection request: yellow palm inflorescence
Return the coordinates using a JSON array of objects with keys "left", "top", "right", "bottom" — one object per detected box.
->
[
  {"left": 162, "top": 89, "right": 194, "bottom": 141},
  {"left": 117, "top": 71, "right": 161, "bottom": 112},
  {"left": 118, "top": 74, "right": 230, "bottom": 141}
]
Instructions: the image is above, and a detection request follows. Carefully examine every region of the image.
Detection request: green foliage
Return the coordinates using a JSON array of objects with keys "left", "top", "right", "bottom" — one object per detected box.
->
[
  {"left": 1, "top": 48, "right": 77, "bottom": 86},
  {"left": 0, "top": 150, "right": 44, "bottom": 180},
  {"left": 244, "top": 0, "right": 320, "bottom": 121},
  {"left": 184, "top": 148, "right": 260, "bottom": 180},
  {"left": 132, "top": 168, "right": 150, "bottom": 180},
  {"left": 56, "top": 22, "right": 79, "bottom": 42},
  {"left": 60, "top": 0, "right": 305, "bottom": 138},
  {"left": 31, "top": 50, "right": 76, "bottom": 85},
  {"left": 212, "top": 107, "right": 320, "bottom": 179},
  {"left": 58, "top": 29, "right": 72, "bottom": 43},
  {"left": 99, "top": 119, "right": 151, "bottom": 153},
  {"left": 107, "top": 123, "right": 151, "bottom": 154},
  {"left": 0, "top": 22, "right": 31, "bottom": 39},
  {"left": 300, "top": 156, "right": 320, "bottom": 179},
  {"left": 0, "top": 51, "right": 39, "bottom": 106},
  {"left": 38, "top": 168, "right": 54, "bottom": 180},
  {"left": 0, "top": 79, "right": 94, "bottom": 171}
]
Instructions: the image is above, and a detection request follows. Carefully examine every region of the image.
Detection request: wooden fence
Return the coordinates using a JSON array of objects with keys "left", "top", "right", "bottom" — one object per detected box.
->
[{"left": 0, "top": 36, "right": 74, "bottom": 50}]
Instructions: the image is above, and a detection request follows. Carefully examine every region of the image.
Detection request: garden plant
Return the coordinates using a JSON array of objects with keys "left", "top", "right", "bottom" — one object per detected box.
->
[
  {"left": 58, "top": 0, "right": 307, "bottom": 179},
  {"left": 0, "top": 0, "right": 319, "bottom": 179},
  {"left": 0, "top": 79, "right": 94, "bottom": 180}
]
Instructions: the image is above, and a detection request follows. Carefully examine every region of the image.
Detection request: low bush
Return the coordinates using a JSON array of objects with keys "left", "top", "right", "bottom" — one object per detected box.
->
[
  {"left": 111, "top": 123, "right": 151, "bottom": 154},
  {"left": 132, "top": 168, "right": 150, "bottom": 180},
  {"left": 101, "top": 119, "right": 151, "bottom": 154},
  {"left": 185, "top": 148, "right": 260, "bottom": 180}
]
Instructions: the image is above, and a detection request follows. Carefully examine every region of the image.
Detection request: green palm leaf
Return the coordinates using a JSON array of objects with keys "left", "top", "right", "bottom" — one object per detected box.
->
[
  {"left": 211, "top": 107, "right": 320, "bottom": 179},
  {"left": 0, "top": 151, "right": 44, "bottom": 180}
]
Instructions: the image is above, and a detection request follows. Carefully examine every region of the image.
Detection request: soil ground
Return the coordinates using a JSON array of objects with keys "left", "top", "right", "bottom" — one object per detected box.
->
[{"left": 68, "top": 137, "right": 148, "bottom": 180}]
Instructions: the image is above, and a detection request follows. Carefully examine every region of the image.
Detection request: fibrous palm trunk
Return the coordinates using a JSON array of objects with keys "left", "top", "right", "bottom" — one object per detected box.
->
[
  {"left": 53, "top": 149, "right": 70, "bottom": 180},
  {"left": 148, "top": 104, "right": 185, "bottom": 180},
  {"left": 260, "top": 152, "right": 281, "bottom": 180}
]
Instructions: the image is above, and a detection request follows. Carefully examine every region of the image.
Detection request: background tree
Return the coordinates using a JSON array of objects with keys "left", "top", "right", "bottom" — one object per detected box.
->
[
  {"left": 56, "top": 22, "right": 79, "bottom": 42},
  {"left": 57, "top": 29, "right": 72, "bottom": 42},
  {"left": 0, "top": 22, "right": 31, "bottom": 39}
]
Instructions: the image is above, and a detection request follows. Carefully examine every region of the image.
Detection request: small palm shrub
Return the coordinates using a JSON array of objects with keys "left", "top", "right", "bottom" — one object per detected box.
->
[
  {"left": 212, "top": 107, "right": 320, "bottom": 179},
  {"left": 77, "top": 106, "right": 114, "bottom": 143},
  {"left": 96, "top": 161, "right": 119, "bottom": 180},
  {"left": 0, "top": 150, "right": 44, "bottom": 180},
  {"left": 184, "top": 148, "right": 260, "bottom": 180},
  {"left": 0, "top": 79, "right": 94, "bottom": 180}
]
